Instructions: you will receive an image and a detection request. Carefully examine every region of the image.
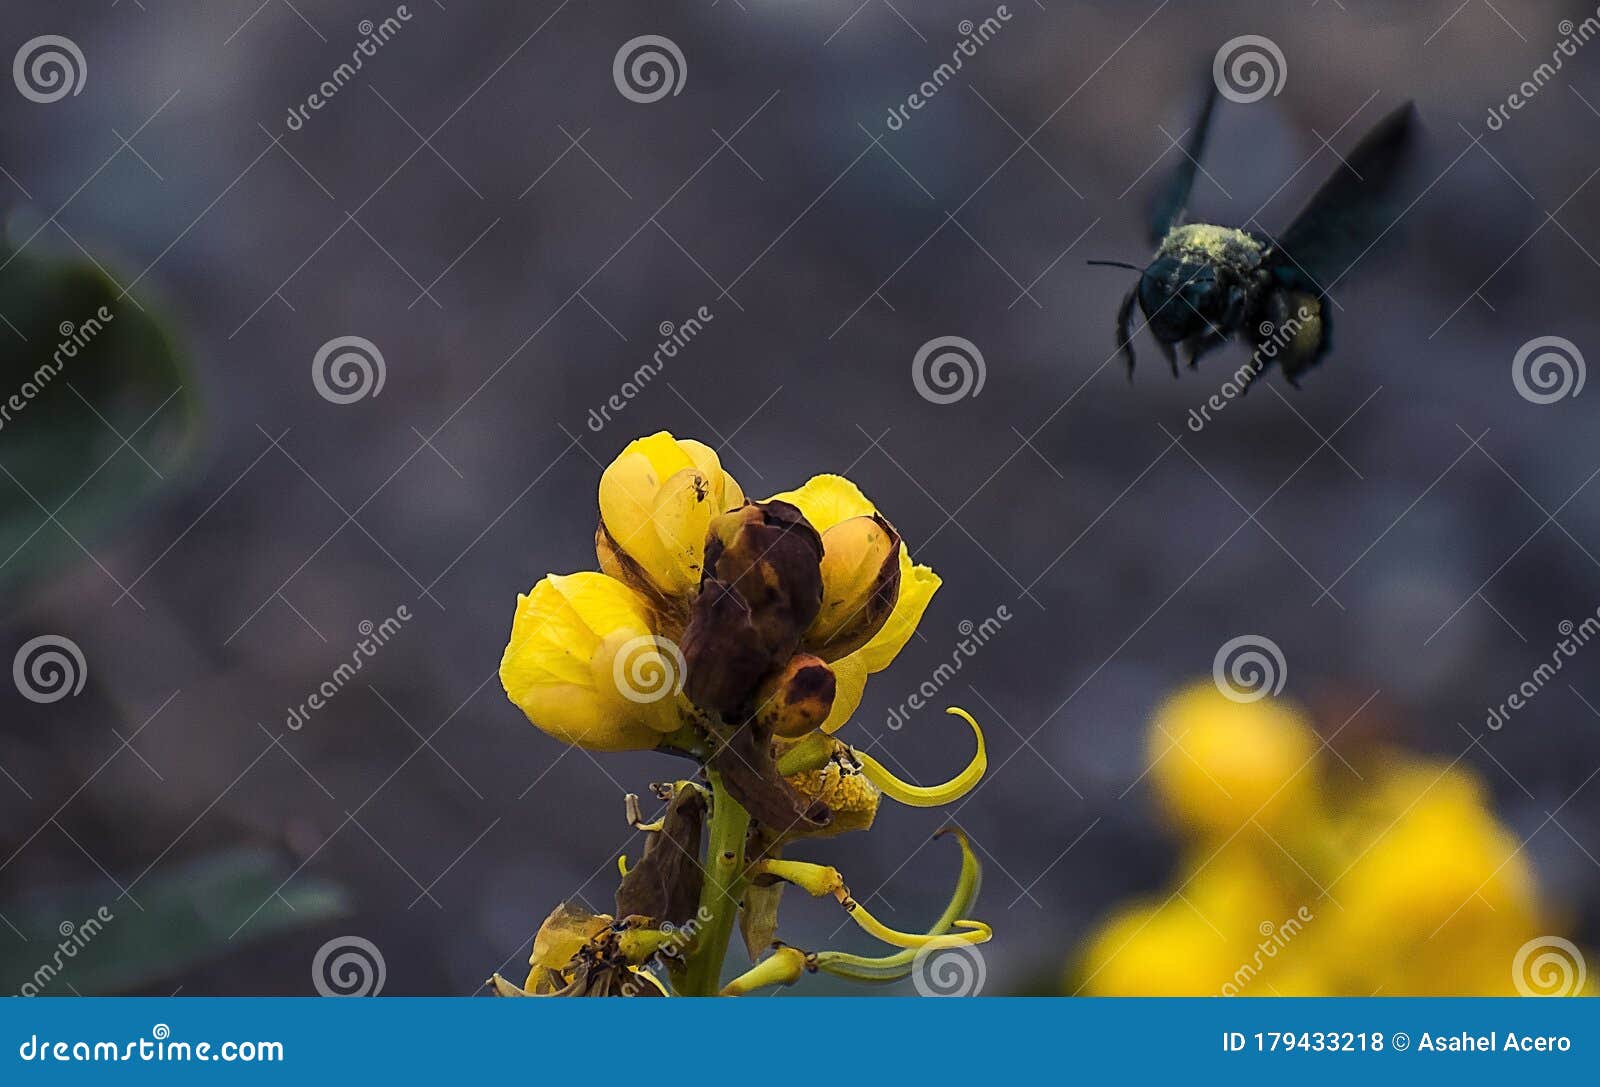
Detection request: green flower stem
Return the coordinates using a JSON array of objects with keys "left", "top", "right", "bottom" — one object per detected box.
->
[{"left": 676, "top": 769, "right": 750, "bottom": 996}]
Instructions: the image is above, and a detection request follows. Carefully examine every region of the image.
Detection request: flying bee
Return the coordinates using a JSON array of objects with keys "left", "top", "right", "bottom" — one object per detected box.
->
[{"left": 1093, "top": 83, "right": 1417, "bottom": 389}]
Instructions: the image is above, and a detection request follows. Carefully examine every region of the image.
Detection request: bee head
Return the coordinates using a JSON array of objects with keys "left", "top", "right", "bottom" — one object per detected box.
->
[{"left": 1138, "top": 256, "right": 1227, "bottom": 344}]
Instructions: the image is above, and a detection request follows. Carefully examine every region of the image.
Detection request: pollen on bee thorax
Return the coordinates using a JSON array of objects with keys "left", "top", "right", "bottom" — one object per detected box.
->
[{"left": 1160, "top": 223, "right": 1263, "bottom": 268}]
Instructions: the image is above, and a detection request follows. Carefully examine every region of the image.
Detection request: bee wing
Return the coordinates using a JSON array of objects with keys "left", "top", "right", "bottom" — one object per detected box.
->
[
  {"left": 1147, "top": 77, "right": 1220, "bottom": 245},
  {"left": 1268, "top": 101, "right": 1418, "bottom": 295}
]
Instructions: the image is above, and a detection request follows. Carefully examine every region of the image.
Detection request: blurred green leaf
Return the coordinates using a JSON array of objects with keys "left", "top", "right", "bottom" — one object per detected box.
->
[
  {"left": 0, "top": 846, "right": 349, "bottom": 995},
  {"left": 0, "top": 234, "right": 199, "bottom": 593}
]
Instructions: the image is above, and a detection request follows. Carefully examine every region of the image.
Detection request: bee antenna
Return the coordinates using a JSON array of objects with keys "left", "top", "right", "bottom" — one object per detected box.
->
[{"left": 1086, "top": 260, "right": 1142, "bottom": 271}]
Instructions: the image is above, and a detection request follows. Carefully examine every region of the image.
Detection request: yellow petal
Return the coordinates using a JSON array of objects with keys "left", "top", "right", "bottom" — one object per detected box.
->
[
  {"left": 624, "top": 966, "right": 669, "bottom": 996},
  {"left": 810, "top": 558, "right": 939, "bottom": 736},
  {"left": 847, "top": 907, "right": 990, "bottom": 950},
  {"left": 855, "top": 552, "right": 940, "bottom": 673},
  {"left": 807, "top": 515, "right": 900, "bottom": 660},
  {"left": 499, "top": 572, "right": 685, "bottom": 751},
  {"left": 598, "top": 432, "right": 742, "bottom": 597},
  {"left": 818, "top": 650, "right": 868, "bottom": 733},
  {"left": 767, "top": 474, "right": 876, "bottom": 533},
  {"left": 529, "top": 902, "right": 613, "bottom": 975},
  {"left": 854, "top": 707, "right": 986, "bottom": 807},
  {"left": 769, "top": 473, "right": 939, "bottom": 680}
]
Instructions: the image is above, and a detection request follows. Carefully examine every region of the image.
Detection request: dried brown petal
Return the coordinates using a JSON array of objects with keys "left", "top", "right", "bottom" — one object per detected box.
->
[
  {"left": 682, "top": 501, "right": 824, "bottom": 717},
  {"left": 614, "top": 786, "right": 707, "bottom": 927}
]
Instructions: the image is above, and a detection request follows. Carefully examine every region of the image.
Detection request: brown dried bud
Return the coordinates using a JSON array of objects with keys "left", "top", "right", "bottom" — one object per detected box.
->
[
  {"left": 706, "top": 713, "right": 831, "bottom": 835},
  {"left": 682, "top": 501, "right": 823, "bottom": 717},
  {"left": 754, "top": 653, "right": 837, "bottom": 740}
]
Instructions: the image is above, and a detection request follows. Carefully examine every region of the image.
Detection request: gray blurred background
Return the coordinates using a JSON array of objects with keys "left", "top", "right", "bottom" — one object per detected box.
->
[{"left": 2, "top": 0, "right": 1598, "bottom": 994}]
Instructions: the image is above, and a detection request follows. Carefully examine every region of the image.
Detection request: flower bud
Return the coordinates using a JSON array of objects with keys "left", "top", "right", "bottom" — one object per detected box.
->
[
  {"left": 754, "top": 653, "right": 837, "bottom": 739},
  {"left": 805, "top": 514, "right": 901, "bottom": 660},
  {"left": 682, "top": 500, "right": 823, "bottom": 717},
  {"left": 597, "top": 432, "right": 744, "bottom": 600},
  {"left": 499, "top": 572, "right": 688, "bottom": 751},
  {"left": 766, "top": 474, "right": 941, "bottom": 733}
]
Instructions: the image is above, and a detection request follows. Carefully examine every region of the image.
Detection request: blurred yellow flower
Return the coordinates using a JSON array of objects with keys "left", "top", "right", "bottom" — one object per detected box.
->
[
  {"left": 499, "top": 572, "right": 689, "bottom": 752},
  {"left": 1321, "top": 758, "right": 1542, "bottom": 995},
  {"left": 1080, "top": 901, "right": 1238, "bottom": 997},
  {"left": 1075, "top": 683, "right": 1594, "bottom": 998},
  {"left": 767, "top": 474, "right": 941, "bottom": 732},
  {"left": 1146, "top": 682, "right": 1319, "bottom": 839}
]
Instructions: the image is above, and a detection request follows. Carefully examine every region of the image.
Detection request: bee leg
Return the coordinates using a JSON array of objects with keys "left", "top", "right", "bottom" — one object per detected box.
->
[
  {"left": 1184, "top": 329, "right": 1227, "bottom": 370},
  {"left": 1115, "top": 288, "right": 1138, "bottom": 380},
  {"left": 1157, "top": 336, "right": 1178, "bottom": 378},
  {"left": 1238, "top": 357, "right": 1269, "bottom": 395}
]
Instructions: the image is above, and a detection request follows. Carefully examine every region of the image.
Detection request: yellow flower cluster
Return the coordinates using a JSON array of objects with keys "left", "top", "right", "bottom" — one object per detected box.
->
[
  {"left": 492, "top": 432, "right": 994, "bottom": 996},
  {"left": 1075, "top": 682, "right": 1595, "bottom": 997},
  {"left": 499, "top": 432, "right": 940, "bottom": 752}
]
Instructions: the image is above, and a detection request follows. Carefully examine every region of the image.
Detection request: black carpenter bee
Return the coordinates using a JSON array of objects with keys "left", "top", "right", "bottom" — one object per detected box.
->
[{"left": 1093, "top": 83, "right": 1417, "bottom": 389}]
